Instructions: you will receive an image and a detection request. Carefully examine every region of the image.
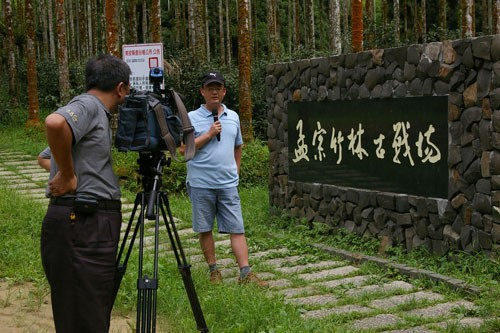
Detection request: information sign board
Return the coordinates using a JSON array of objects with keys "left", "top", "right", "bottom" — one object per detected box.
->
[
  {"left": 288, "top": 96, "right": 448, "bottom": 198},
  {"left": 122, "top": 43, "right": 163, "bottom": 92}
]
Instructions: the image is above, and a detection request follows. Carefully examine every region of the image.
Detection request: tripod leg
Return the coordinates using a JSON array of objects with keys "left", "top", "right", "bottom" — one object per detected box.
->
[
  {"left": 112, "top": 192, "right": 144, "bottom": 308},
  {"left": 136, "top": 192, "right": 159, "bottom": 333},
  {"left": 159, "top": 193, "right": 209, "bottom": 333}
]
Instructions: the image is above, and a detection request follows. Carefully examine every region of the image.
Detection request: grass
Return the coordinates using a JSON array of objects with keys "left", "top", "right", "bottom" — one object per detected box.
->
[{"left": 1, "top": 124, "right": 500, "bottom": 332}]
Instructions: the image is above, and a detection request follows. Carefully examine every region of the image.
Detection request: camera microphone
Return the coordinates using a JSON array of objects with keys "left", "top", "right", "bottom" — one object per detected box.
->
[{"left": 212, "top": 109, "right": 220, "bottom": 141}]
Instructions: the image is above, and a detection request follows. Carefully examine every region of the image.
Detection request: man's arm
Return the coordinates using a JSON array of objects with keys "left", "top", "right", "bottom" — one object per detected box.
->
[
  {"left": 45, "top": 113, "right": 77, "bottom": 196},
  {"left": 234, "top": 144, "right": 242, "bottom": 174},
  {"left": 37, "top": 155, "right": 50, "bottom": 172}
]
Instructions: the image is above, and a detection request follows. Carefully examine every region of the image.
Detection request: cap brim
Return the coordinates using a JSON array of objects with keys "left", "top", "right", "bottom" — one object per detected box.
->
[{"left": 203, "top": 79, "right": 225, "bottom": 86}]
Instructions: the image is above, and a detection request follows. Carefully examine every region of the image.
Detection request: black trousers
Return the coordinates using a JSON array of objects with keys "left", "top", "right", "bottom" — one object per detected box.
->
[{"left": 41, "top": 204, "right": 122, "bottom": 333}]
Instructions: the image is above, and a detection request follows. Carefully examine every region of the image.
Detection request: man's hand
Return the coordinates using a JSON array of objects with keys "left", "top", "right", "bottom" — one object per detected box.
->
[{"left": 48, "top": 171, "right": 77, "bottom": 196}]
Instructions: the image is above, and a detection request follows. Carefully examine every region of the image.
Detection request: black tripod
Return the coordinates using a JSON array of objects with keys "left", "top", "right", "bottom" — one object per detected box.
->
[{"left": 112, "top": 151, "right": 208, "bottom": 332}]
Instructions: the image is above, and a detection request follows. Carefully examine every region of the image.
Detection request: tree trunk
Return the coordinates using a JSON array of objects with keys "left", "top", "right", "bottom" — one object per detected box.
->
[
  {"left": 439, "top": 0, "right": 447, "bottom": 40},
  {"left": 225, "top": 0, "right": 232, "bottom": 67},
  {"left": 351, "top": 0, "right": 363, "bottom": 53},
  {"left": 78, "top": 0, "right": 87, "bottom": 61},
  {"left": 219, "top": 0, "right": 225, "bottom": 64},
  {"left": 129, "top": 0, "right": 137, "bottom": 43},
  {"left": 151, "top": 0, "right": 161, "bottom": 42},
  {"left": 237, "top": 0, "right": 253, "bottom": 142},
  {"left": 305, "top": 0, "right": 315, "bottom": 51},
  {"left": 421, "top": 0, "right": 426, "bottom": 44},
  {"left": 56, "top": 0, "right": 70, "bottom": 104},
  {"left": 67, "top": 0, "right": 76, "bottom": 62},
  {"left": 25, "top": 0, "right": 40, "bottom": 126},
  {"left": 342, "top": 0, "right": 350, "bottom": 53},
  {"left": 39, "top": 0, "right": 49, "bottom": 60},
  {"left": 329, "top": 0, "right": 341, "bottom": 55},
  {"left": 365, "top": 0, "right": 373, "bottom": 47},
  {"left": 394, "top": 0, "right": 400, "bottom": 45},
  {"left": 105, "top": 0, "right": 119, "bottom": 56},
  {"left": 48, "top": 0, "right": 56, "bottom": 59},
  {"left": 142, "top": 1, "right": 148, "bottom": 42},
  {"left": 6, "top": 0, "right": 18, "bottom": 106},
  {"left": 495, "top": 0, "right": 500, "bottom": 33},
  {"left": 188, "top": 0, "right": 196, "bottom": 53},
  {"left": 267, "top": 0, "right": 279, "bottom": 59},
  {"left": 381, "top": 0, "right": 387, "bottom": 44},
  {"left": 293, "top": 0, "right": 300, "bottom": 49},
  {"left": 206, "top": 0, "right": 211, "bottom": 61},
  {"left": 403, "top": 0, "right": 408, "bottom": 42},
  {"left": 462, "top": 0, "right": 476, "bottom": 38},
  {"left": 194, "top": 0, "right": 207, "bottom": 62}
]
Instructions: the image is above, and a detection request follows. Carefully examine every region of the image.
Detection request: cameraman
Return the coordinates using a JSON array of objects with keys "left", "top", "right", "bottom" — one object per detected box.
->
[
  {"left": 42, "top": 54, "right": 131, "bottom": 332},
  {"left": 182, "top": 71, "right": 268, "bottom": 287}
]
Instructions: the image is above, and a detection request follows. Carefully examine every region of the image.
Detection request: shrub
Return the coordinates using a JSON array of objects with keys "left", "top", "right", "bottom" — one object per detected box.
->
[{"left": 113, "top": 139, "right": 269, "bottom": 196}]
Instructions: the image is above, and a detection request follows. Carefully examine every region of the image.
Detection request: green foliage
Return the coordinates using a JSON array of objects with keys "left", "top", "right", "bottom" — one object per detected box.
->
[
  {"left": 113, "top": 138, "right": 268, "bottom": 196},
  {"left": 13, "top": 58, "right": 86, "bottom": 110},
  {"left": 163, "top": 52, "right": 269, "bottom": 141},
  {"left": 240, "top": 139, "right": 269, "bottom": 188},
  {"left": 112, "top": 150, "right": 189, "bottom": 196},
  {"left": 0, "top": 185, "right": 45, "bottom": 281},
  {"left": 0, "top": 126, "right": 48, "bottom": 155}
]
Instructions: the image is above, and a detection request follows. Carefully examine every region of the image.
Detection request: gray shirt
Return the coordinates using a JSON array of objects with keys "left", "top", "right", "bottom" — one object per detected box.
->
[{"left": 46, "top": 93, "right": 120, "bottom": 200}]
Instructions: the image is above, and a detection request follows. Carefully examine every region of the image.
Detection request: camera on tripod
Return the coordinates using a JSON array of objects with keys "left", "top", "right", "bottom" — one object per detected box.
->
[{"left": 111, "top": 68, "right": 205, "bottom": 332}]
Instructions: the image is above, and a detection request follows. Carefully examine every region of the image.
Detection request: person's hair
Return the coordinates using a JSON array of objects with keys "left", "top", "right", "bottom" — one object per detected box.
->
[{"left": 85, "top": 54, "right": 131, "bottom": 92}]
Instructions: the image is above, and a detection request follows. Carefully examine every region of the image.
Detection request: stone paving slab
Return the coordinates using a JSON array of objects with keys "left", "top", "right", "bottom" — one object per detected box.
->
[
  {"left": 302, "top": 304, "right": 372, "bottom": 319},
  {"left": 432, "top": 316, "right": 484, "bottom": 329},
  {"left": 30, "top": 176, "right": 49, "bottom": 182},
  {"left": 250, "top": 248, "right": 289, "bottom": 259},
  {"left": 346, "top": 280, "right": 415, "bottom": 297},
  {"left": 264, "top": 255, "right": 302, "bottom": 267},
  {"left": 298, "top": 265, "right": 359, "bottom": 281},
  {"left": 274, "top": 286, "right": 316, "bottom": 298},
  {"left": 6, "top": 178, "right": 32, "bottom": 184},
  {"left": 352, "top": 313, "right": 402, "bottom": 330},
  {"left": 284, "top": 294, "right": 338, "bottom": 306},
  {"left": 405, "top": 300, "right": 476, "bottom": 319},
  {"left": 275, "top": 260, "right": 344, "bottom": 274},
  {"left": 16, "top": 188, "right": 45, "bottom": 194},
  {"left": 382, "top": 326, "right": 436, "bottom": 333},
  {"left": 312, "top": 274, "right": 369, "bottom": 290},
  {"left": 370, "top": 291, "right": 445, "bottom": 309},
  {"left": 5, "top": 182, "right": 39, "bottom": 189},
  {"left": 267, "top": 278, "right": 293, "bottom": 289}
]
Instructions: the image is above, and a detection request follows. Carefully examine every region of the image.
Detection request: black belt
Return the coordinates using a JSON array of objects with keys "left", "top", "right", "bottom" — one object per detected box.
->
[{"left": 49, "top": 197, "right": 121, "bottom": 211}]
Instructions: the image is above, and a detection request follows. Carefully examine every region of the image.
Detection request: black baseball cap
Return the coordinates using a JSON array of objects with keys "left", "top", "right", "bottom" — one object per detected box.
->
[{"left": 201, "top": 71, "right": 225, "bottom": 86}]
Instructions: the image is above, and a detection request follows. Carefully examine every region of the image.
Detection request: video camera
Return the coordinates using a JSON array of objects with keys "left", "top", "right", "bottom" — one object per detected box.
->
[{"left": 115, "top": 68, "right": 184, "bottom": 155}]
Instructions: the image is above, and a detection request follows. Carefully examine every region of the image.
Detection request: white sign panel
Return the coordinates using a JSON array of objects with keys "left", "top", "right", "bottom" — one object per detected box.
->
[{"left": 122, "top": 43, "right": 163, "bottom": 92}]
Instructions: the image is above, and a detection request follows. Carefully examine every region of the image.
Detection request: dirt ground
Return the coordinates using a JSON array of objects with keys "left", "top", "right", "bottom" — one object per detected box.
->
[{"left": 0, "top": 280, "right": 134, "bottom": 333}]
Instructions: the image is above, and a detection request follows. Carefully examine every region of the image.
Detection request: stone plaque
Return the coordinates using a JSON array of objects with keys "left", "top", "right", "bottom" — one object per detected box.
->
[{"left": 288, "top": 96, "right": 448, "bottom": 198}]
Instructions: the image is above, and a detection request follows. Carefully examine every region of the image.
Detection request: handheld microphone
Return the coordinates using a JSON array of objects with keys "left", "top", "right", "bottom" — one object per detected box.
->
[{"left": 212, "top": 109, "right": 220, "bottom": 141}]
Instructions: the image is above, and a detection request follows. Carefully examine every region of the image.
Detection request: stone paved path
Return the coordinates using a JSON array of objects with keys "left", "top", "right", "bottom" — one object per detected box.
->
[{"left": 0, "top": 149, "right": 490, "bottom": 332}]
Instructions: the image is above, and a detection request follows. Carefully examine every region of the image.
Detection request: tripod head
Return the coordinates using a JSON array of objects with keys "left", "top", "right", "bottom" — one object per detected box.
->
[{"left": 136, "top": 151, "right": 171, "bottom": 219}]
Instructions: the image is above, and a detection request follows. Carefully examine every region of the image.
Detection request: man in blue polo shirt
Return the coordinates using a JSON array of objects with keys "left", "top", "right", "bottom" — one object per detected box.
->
[{"left": 185, "top": 71, "right": 267, "bottom": 286}]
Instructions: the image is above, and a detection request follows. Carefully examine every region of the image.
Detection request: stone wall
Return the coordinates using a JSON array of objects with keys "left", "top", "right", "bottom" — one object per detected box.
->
[{"left": 266, "top": 36, "right": 500, "bottom": 256}]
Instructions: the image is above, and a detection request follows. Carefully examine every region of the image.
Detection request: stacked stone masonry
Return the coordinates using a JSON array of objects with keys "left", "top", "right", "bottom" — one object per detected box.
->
[{"left": 266, "top": 35, "right": 500, "bottom": 256}]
